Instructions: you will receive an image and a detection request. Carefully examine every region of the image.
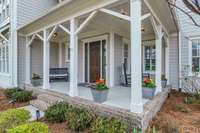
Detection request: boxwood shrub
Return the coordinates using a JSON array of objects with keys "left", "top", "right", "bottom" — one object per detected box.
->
[
  {"left": 66, "top": 106, "right": 96, "bottom": 131},
  {"left": 91, "top": 117, "right": 128, "bottom": 133},
  {"left": 11, "top": 90, "right": 33, "bottom": 102},
  {"left": 45, "top": 102, "right": 68, "bottom": 123},
  {"left": 0, "top": 109, "right": 30, "bottom": 133},
  {"left": 7, "top": 122, "right": 49, "bottom": 133},
  {"left": 4, "top": 88, "right": 22, "bottom": 98}
]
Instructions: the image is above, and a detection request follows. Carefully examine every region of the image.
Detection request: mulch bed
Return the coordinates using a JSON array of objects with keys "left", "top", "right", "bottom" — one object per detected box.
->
[
  {"left": 150, "top": 90, "right": 200, "bottom": 133},
  {"left": 0, "top": 89, "right": 29, "bottom": 112}
]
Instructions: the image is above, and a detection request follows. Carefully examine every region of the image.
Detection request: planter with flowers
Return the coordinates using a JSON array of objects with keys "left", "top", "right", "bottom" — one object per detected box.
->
[
  {"left": 143, "top": 77, "right": 156, "bottom": 99},
  {"left": 31, "top": 73, "right": 42, "bottom": 87},
  {"left": 90, "top": 79, "right": 109, "bottom": 103},
  {"left": 161, "top": 75, "right": 168, "bottom": 89}
]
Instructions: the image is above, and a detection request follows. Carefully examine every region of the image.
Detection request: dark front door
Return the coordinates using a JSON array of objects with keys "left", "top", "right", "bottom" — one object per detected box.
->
[{"left": 89, "top": 41, "right": 101, "bottom": 82}]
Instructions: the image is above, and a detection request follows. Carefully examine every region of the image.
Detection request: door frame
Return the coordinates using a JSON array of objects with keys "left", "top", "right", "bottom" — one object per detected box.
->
[{"left": 82, "top": 35, "right": 108, "bottom": 84}]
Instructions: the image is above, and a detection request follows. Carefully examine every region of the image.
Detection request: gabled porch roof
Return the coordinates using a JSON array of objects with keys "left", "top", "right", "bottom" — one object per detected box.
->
[{"left": 18, "top": 0, "right": 178, "bottom": 35}]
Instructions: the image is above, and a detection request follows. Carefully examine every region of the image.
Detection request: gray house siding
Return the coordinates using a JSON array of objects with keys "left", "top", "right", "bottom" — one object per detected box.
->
[
  {"left": 168, "top": 35, "right": 179, "bottom": 89},
  {"left": 17, "top": 0, "right": 57, "bottom": 28}
]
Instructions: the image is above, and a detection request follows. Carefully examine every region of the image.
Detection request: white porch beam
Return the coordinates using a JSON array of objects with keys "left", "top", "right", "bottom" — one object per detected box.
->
[
  {"left": 58, "top": 24, "right": 71, "bottom": 35},
  {"left": 141, "top": 13, "right": 151, "bottom": 21},
  {"left": 28, "top": 34, "right": 36, "bottom": 46},
  {"left": 25, "top": 37, "right": 31, "bottom": 85},
  {"left": 150, "top": 16, "right": 159, "bottom": 39},
  {"left": 155, "top": 25, "right": 163, "bottom": 94},
  {"left": 0, "top": 33, "right": 8, "bottom": 42},
  {"left": 75, "top": 11, "right": 98, "bottom": 35},
  {"left": 130, "top": 0, "right": 143, "bottom": 113},
  {"left": 109, "top": 30, "right": 115, "bottom": 87},
  {"left": 43, "top": 29, "right": 50, "bottom": 89},
  {"left": 47, "top": 25, "right": 58, "bottom": 41},
  {"left": 100, "top": 8, "right": 131, "bottom": 21},
  {"left": 69, "top": 18, "right": 78, "bottom": 97},
  {"left": 36, "top": 33, "right": 44, "bottom": 41},
  {"left": 143, "top": 0, "right": 169, "bottom": 36}
]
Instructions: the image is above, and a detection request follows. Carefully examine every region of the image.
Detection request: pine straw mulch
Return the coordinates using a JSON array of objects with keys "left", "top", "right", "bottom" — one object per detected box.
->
[
  {"left": 0, "top": 89, "right": 29, "bottom": 112},
  {"left": 150, "top": 90, "right": 200, "bottom": 133}
]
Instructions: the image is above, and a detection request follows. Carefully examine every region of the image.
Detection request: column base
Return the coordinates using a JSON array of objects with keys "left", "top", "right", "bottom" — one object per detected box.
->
[
  {"left": 130, "top": 102, "right": 143, "bottom": 114},
  {"left": 43, "top": 84, "right": 50, "bottom": 90},
  {"left": 155, "top": 86, "right": 162, "bottom": 94},
  {"left": 69, "top": 84, "right": 78, "bottom": 97}
]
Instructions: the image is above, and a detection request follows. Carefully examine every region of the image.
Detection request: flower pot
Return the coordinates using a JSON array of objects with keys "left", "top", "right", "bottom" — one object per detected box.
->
[
  {"left": 31, "top": 79, "right": 42, "bottom": 87},
  {"left": 161, "top": 80, "right": 167, "bottom": 88},
  {"left": 90, "top": 86, "right": 109, "bottom": 103},
  {"left": 142, "top": 87, "right": 156, "bottom": 99}
]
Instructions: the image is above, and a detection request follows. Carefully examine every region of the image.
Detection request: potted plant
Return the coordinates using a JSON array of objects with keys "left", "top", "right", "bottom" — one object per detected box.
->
[
  {"left": 31, "top": 73, "right": 42, "bottom": 87},
  {"left": 90, "top": 79, "right": 109, "bottom": 103},
  {"left": 161, "top": 75, "right": 168, "bottom": 88},
  {"left": 142, "top": 77, "right": 156, "bottom": 99}
]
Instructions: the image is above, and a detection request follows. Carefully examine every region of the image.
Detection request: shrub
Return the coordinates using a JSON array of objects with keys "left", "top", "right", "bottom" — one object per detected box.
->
[
  {"left": 0, "top": 109, "right": 30, "bottom": 133},
  {"left": 4, "top": 88, "right": 22, "bottom": 98},
  {"left": 175, "top": 104, "right": 191, "bottom": 113},
  {"left": 7, "top": 122, "right": 49, "bottom": 133},
  {"left": 184, "top": 96, "right": 194, "bottom": 104},
  {"left": 66, "top": 106, "right": 95, "bottom": 131},
  {"left": 11, "top": 90, "right": 33, "bottom": 102},
  {"left": 45, "top": 102, "right": 68, "bottom": 123},
  {"left": 92, "top": 117, "right": 128, "bottom": 133}
]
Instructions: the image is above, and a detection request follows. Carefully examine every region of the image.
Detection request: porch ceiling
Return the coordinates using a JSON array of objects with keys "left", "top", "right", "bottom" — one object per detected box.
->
[{"left": 18, "top": 0, "right": 178, "bottom": 36}]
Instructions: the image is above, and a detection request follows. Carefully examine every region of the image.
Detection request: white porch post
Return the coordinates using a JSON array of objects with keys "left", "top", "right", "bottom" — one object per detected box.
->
[
  {"left": 25, "top": 37, "right": 31, "bottom": 85},
  {"left": 109, "top": 30, "right": 115, "bottom": 87},
  {"left": 59, "top": 42, "right": 63, "bottom": 68},
  {"left": 130, "top": 0, "right": 143, "bottom": 113},
  {"left": 69, "top": 18, "right": 78, "bottom": 97},
  {"left": 43, "top": 29, "right": 50, "bottom": 89},
  {"left": 155, "top": 26, "right": 162, "bottom": 94}
]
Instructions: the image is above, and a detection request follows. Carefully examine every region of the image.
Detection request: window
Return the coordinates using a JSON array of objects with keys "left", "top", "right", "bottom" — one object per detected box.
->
[
  {"left": 123, "top": 44, "right": 128, "bottom": 69},
  {"left": 192, "top": 39, "right": 200, "bottom": 72},
  {"left": 144, "top": 45, "right": 156, "bottom": 71},
  {"left": 0, "top": 39, "right": 9, "bottom": 74}
]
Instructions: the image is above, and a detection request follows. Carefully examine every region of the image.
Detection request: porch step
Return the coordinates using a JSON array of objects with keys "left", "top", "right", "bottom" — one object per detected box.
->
[
  {"left": 30, "top": 99, "right": 50, "bottom": 111},
  {"left": 37, "top": 94, "right": 64, "bottom": 105}
]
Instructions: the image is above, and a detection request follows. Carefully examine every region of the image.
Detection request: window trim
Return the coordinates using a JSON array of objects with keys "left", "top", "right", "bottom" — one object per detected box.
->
[
  {"left": 143, "top": 41, "right": 156, "bottom": 74},
  {"left": 189, "top": 36, "right": 200, "bottom": 75}
]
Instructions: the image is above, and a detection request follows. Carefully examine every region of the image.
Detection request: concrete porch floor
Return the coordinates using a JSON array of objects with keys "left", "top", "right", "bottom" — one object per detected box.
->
[{"left": 49, "top": 82, "right": 148, "bottom": 110}]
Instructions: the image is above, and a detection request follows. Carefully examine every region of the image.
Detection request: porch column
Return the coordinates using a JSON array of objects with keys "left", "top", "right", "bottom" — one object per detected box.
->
[
  {"left": 155, "top": 26, "right": 162, "bottom": 94},
  {"left": 25, "top": 37, "right": 31, "bottom": 85},
  {"left": 43, "top": 29, "right": 50, "bottom": 89},
  {"left": 58, "top": 42, "right": 63, "bottom": 68},
  {"left": 130, "top": 0, "right": 143, "bottom": 113},
  {"left": 69, "top": 18, "right": 78, "bottom": 97},
  {"left": 109, "top": 30, "right": 115, "bottom": 87}
]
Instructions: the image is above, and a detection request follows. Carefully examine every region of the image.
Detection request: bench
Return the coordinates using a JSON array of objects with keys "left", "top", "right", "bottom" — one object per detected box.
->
[{"left": 50, "top": 68, "right": 69, "bottom": 82}]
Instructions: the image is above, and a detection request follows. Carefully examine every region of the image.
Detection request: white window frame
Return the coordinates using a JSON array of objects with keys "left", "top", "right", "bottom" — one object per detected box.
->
[
  {"left": 143, "top": 41, "right": 156, "bottom": 74},
  {"left": 122, "top": 38, "right": 131, "bottom": 74},
  {"left": 188, "top": 36, "right": 200, "bottom": 76}
]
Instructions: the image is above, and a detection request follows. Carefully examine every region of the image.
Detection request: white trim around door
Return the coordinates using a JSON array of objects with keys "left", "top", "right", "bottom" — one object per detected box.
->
[{"left": 82, "top": 35, "right": 108, "bottom": 84}]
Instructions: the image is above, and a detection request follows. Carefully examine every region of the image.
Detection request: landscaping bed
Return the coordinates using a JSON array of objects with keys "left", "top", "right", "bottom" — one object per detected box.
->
[
  {"left": 150, "top": 90, "right": 200, "bottom": 133},
  {"left": 0, "top": 89, "right": 29, "bottom": 111}
]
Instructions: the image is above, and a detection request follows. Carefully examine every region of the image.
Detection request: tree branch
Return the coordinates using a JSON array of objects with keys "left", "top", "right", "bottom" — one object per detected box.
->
[{"left": 168, "top": 1, "right": 200, "bottom": 27}]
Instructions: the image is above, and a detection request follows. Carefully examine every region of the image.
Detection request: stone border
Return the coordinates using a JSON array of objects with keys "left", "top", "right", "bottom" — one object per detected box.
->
[{"left": 26, "top": 85, "right": 171, "bottom": 130}]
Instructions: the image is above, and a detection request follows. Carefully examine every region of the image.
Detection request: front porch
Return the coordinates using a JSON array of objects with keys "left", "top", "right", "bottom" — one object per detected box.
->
[
  {"left": 49, "top": 82, "right": 148, "bottom": 110},
  {"left": 18, "top": 0, "right": 177, "bottom": 122}
]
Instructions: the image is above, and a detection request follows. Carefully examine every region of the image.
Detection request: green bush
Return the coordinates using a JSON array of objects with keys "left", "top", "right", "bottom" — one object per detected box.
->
[
  {"left": 91, "top": 117, "right": 128, "bottom": 133},
  {"left": 184, "top": 96, "right": 194, "bottom": 104},
  {"left": 66, "top": 106, "right": 95, "bottom": 131},
  {"left": 0, "top": 109, "right": 30, "bottom": 133},
  {"left": 11, "top": 90, "right": 33, "bottom": 102},
  {"left": 7, "top": 122, "right": 49, "bottom": 133},
  {"left": 45, "top": 102, "right": 68, "bottom": 123},
  {"left": 4, "top": 88, "right": 22, "bottom": 98}
]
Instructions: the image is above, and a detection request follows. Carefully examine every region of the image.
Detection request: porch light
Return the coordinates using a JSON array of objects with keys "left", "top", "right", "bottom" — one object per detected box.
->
[
  {"left": 141, "top": 27, "right": 145, "bottom": 32},
  {"left": 53, "top": 32, "right": 58, "bottom": 37}
]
